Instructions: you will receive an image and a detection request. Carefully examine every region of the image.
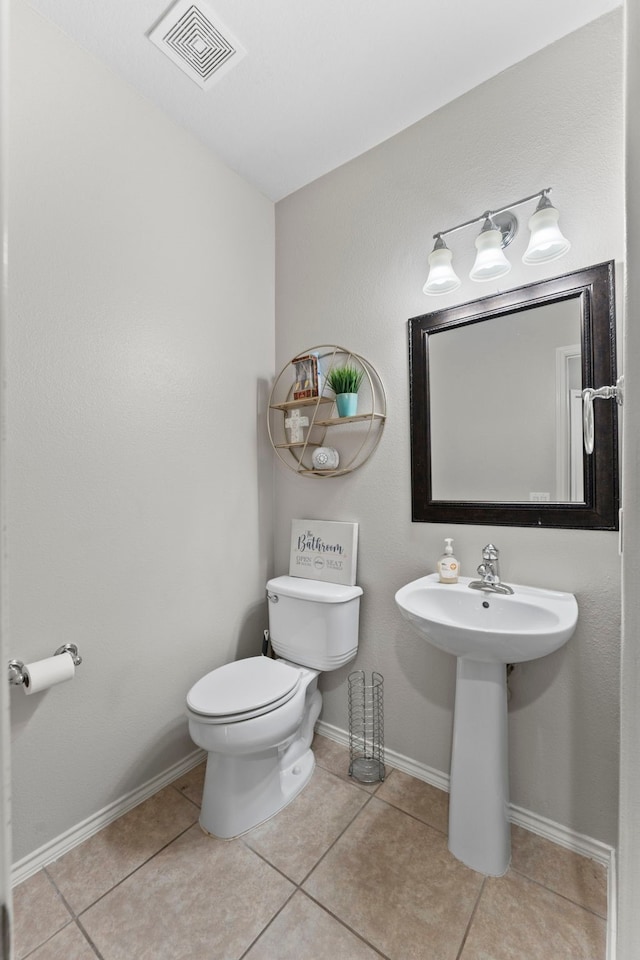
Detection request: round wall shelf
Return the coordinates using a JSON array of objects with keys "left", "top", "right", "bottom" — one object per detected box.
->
[{"left": 268, "top": 345, "right": 386, "bottom": 477}]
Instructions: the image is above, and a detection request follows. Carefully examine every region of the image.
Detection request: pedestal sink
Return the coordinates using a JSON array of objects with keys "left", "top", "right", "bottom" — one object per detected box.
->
[{"left": 395, "top": 573, "right": 578, "bottom": 876}]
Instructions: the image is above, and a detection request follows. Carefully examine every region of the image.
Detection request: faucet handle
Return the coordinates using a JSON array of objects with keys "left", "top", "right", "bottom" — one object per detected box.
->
[{"left": 482, "top": 543, "right": 499, "bottom": 560}]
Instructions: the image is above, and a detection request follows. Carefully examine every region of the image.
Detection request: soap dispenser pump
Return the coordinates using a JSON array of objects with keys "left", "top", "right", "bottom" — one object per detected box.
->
[{"left": 438, "top": 538, "right": 459, "bottom": 583}]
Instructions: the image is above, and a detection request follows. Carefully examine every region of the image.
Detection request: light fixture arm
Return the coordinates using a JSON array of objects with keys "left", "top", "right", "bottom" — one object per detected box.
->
[{"left": 433, "top": 187, "right": 552, "bottom": 242}]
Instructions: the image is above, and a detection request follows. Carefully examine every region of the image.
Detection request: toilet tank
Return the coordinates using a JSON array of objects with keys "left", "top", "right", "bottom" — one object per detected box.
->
[{"left": 266, "top": 575, "right": 363, "bottom": 671}]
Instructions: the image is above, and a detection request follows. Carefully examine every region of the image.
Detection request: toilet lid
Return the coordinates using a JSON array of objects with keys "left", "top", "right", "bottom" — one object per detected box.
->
[{"left": 186, "top": 657, "right": 301, "bottom": 719}]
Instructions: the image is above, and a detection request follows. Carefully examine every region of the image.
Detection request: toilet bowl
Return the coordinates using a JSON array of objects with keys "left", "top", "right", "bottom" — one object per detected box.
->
[
  {"left": 186, "top": 576, "right": 362, "bottom": 839},
  {"left": 187, "top": 656, "right": 321, "bottom": 838}
]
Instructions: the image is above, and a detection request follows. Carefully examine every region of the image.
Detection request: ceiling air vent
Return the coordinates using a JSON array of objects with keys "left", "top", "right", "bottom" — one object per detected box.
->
[{"left": 149, "top": 0, "right": 246, "bottom": 90}]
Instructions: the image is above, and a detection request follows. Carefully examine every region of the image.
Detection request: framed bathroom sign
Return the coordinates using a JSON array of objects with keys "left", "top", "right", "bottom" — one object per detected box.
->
[{"left": 289, "top": 519, "right": 359, "bottom": 586}]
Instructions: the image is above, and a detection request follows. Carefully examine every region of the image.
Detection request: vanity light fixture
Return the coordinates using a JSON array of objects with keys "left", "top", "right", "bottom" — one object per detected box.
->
[
  {"left": 422, "top": 236, "right": 461, "bottom": 295},
  {"left": 468, "top": 215, "right": 513, "bottom": 282},
  {"left": 423, "top": 188, "right": 570, "bottom": 295},
  {"left": 522, "top": 193, "right": 571, "bottom": 264}
]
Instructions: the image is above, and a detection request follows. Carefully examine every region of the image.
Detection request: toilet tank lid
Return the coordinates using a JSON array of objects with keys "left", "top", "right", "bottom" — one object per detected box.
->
[{"left": 267, "top": 575, "right": 362, "bottom": 603}]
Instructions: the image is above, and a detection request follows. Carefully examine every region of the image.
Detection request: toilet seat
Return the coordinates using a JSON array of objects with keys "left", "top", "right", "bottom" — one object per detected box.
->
[{"left": 186, "top": 656, "right": 302, "bottom": 724}]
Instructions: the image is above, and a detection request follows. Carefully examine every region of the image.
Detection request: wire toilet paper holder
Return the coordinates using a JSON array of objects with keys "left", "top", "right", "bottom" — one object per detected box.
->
[
  {"left": 8, "top": 643, "right": 83, "bottom": 686},
  {"left": 348, "top": 669, "right": 385, "bottom": 783}
]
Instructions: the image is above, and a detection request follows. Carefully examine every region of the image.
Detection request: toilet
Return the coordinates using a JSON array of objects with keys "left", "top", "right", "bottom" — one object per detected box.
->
[{"left": 186, "top": 574, "right": 363, "bottom": 839}]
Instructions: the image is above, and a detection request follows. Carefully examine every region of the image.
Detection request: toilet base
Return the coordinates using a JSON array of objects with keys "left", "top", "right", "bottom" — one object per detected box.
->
[
  {"left": 199, "top": 744, "right": 315, "bottom": 840},
  {"left": 191, "top": 668, "right": 322, "bottom": 839}
]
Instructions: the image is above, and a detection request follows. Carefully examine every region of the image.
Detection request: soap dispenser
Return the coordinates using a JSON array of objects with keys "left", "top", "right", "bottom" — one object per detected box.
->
[{"left": 437, "top": 538, "right": 459, "bottom": 583}]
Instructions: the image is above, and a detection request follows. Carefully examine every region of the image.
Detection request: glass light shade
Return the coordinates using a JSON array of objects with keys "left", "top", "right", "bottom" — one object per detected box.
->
[
  {"left": 469, "top": 227, "right": 511, "bottom": 282},
  {"left": 522, "top": 204, "right": 571, "bottom": 264},
  {"left": 423, "top": 244, "right": 461, "bottom": 296}
]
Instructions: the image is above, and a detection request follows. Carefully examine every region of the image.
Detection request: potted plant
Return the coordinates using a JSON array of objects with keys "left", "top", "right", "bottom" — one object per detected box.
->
[{"left": 326, "top": 364, "right": 364, "bottom": 417}]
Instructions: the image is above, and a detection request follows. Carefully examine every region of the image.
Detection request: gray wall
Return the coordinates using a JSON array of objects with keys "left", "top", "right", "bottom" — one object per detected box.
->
[
  {"left": 275, "top": 11, "right": 623, "bottom": 845},
  {"left": 8, "top": 0, "right": 275, "bottom": 861}
]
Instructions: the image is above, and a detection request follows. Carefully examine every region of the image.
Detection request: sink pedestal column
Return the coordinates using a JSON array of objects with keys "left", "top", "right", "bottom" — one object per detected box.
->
[{"left": 448, "top": 658, "right": 510, "bottom": 876}]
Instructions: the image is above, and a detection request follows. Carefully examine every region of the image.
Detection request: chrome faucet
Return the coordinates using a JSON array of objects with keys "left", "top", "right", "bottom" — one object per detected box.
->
[{"left": 468, "top": 544, "right": 514, "bottom": 595}]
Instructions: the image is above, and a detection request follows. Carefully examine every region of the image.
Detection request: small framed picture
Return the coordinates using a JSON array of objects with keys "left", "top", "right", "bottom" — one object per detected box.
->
[
  {"left": 292, "top": 354, "right": 319, "bottom": 400},
  {"left": 289, "top": 519, "right": 359, "bottom": 586}
]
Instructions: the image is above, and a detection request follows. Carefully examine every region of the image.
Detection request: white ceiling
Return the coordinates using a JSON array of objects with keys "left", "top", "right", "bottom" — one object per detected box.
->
[{"left": 25, "top": 0, "right": 621, "bottom": 201}]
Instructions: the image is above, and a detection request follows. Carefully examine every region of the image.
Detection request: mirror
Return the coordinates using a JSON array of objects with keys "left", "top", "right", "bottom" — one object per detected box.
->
[{"left": 408, "top": 261, "right": 619, "bottom": 529}]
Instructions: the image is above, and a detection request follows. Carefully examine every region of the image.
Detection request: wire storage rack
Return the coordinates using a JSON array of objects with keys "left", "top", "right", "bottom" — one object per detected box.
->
[{"left": 348, "top": 670, "right": 385, "bottom": 783}]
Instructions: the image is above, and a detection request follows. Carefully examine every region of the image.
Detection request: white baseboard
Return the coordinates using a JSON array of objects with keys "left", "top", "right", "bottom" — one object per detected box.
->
[
  {"left": 316, "top": 719, "right": 616, "bottom": 957},
  {"left": 11, "top": 748, "right": 206, "bottom": 887},
  {"left": 316, "top": 720, "right": 450, "bottom": 791}
]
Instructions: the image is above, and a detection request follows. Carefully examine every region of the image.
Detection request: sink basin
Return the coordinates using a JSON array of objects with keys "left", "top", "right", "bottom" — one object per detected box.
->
[
  {"left": 395, "top": 571, "right": 578, "bottom": 877},
  {"left": 395, "top": 573, "right": 578, "bottom": 663}
]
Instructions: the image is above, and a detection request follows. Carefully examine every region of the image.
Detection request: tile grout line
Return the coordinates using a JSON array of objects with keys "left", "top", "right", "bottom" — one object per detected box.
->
[
  {"left": 366, "top": 796, "right": 607, "bottom": 919},
  {"left": 236, "top": 781, "right": 391, "bottom": 960},
  {"left": 356, "top": 772, "right": 608, "bottom": 921},
  {"left": 44, "top": 819, "right": 198, "bottom": 920},
  {"left": 19, "top": 918, "right": 75, "bottom": 960},
  {"left": 40, "top": 867, "right": 76, "bottom": 926},
  {"left": 185, "top": 757, "right": 608, "bottom": 924},
  {"left": 237, "top": 766, "right": 379, "bottom": 889},
  {"left": 455, "top": 877, "right": 487, "bottom": 960},
  {"left": 50, "top": 758, "right": 364, "bottom": 958},
  {"left": 301, "top": 889, "right": 393, "bottom": 960},
  {"left": 72, "top": 918, "right": 106, "bottom": 960},
  {"left": 297, "top": 768, "right": 490, "bottom": 960},
  {"left": 322, "top": 744, "right": 609, "bottom": 909},
  {"left": 235, "top": 765, "right": 385, "bottom": 959},
  {"left": 169, "top": 780, "right": 204, "bottom": 813},
  {"left": 373, "top": 797, "right": 449, "bottom": 837},
  {"left": 42, "top": 865, "right": 80, "bottom": 921},
  {"left": 302, "top": 782, "right": 486, "bottom": 960},
  {"left": 293, "top": 780, "right": 389, "bottom": 958},
  {"left": 508, "top": 865, "right": 608, "bottom": 920},
  {"left": 296, "top": 787, "right": 378, "bottom": 889},
  {"left": 236, "top": 887, "right": 299, "bottom": 960},
  {"left": 20, "top": 919, "right": 103, "bottom": 960}
]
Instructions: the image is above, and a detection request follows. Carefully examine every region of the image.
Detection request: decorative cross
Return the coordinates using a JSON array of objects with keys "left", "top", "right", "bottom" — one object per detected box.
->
[{"left": 285, "top": 408, "right": 310, "bottom": 443}]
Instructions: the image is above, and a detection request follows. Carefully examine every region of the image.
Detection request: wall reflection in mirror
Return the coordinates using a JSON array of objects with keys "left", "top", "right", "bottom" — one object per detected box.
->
[
  {"left": 408, "top": 262, "right": 619, "bottom": 529},
  {"left": 429, "top": 300, "right": 582, "bottom": 502}
]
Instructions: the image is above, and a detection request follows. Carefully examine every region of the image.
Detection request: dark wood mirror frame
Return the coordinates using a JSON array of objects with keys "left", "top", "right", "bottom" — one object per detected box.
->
[{"left": 408, "top": 261, "right": 619, "bottom": 529}]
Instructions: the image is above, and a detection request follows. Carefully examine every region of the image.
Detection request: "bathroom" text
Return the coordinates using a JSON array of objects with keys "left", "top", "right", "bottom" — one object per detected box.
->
[{"left": 296, "top": 532, "right": 345, "bottom": 555}]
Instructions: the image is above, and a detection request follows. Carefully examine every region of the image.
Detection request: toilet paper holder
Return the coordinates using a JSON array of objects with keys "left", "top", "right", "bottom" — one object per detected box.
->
[{"left": 8, "top": 643, "right": 83, "bottom": 686}]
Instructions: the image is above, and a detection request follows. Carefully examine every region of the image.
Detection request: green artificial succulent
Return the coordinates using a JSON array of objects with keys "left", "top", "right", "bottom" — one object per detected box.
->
[{"left": 326, "top": 364, "right": 364, "bottom": 395}]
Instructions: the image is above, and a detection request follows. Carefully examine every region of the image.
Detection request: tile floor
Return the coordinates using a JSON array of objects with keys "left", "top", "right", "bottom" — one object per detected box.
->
[{"left": 13, "top": 735, "right": 607, "bottom": 960}]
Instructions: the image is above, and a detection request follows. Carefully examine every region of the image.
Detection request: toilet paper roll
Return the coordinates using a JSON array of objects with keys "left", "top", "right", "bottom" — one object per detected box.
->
[{"left": 22, "top": 652, "right": 75, "bottom": 695}]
